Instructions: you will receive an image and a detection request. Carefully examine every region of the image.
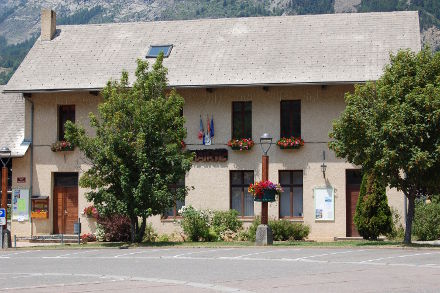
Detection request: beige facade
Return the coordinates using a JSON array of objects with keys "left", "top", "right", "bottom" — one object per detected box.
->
[{"left": 10, "top": 85, "right": 405, "bottom": 241}]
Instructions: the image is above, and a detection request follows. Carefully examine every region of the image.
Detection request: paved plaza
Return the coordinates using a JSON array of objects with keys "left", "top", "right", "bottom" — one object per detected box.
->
[{"left": 0, "top": 246, "right": 439, "bottom": 292}]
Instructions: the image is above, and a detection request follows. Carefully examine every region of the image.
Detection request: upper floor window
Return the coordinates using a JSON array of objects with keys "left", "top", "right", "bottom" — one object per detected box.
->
[
  {"left": 58, "top": 105, "right": 75, "bottom": 141},
  {"left": 232, "top": 101, "right": 252, "bottom": 139},
  {"left": 280, "top": 100, "right": 301, "bottom": 138},
  {"left": 230, "top": 170, "right": 254, "bottom": 217},
  {"left": 279, "top": 170, "right": 303, "bottom": 218}
]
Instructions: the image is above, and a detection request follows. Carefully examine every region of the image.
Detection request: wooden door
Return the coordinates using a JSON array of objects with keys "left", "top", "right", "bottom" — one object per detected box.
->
[
  {"left": 53, "top": 186, "right": 78, "bottom": 234},
  {"left": 346, "top": 187, "right": 360, "bottom": 237},
  {"left": 346, "top": 170, "right": 362, "bottom": 237}
]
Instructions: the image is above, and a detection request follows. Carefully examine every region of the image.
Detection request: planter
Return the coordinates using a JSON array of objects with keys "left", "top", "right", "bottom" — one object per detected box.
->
[
  {"left": 51, "top": 141, "right": 74, "bottom": 152},
  {"left": 254, "top": 189, "right": 276, "bottom": 202},
  {"left": 31, "top": 211, "right": 48, "bottom": 219},
  {"left": 279, "top": 145, "right": 301, "bottom": 150},
  {"left": 277, "top": 137, "right": 304, "bottom": 150},
  {"left": 228, "top": 139, "right": 254, "bottom": 151},
  {"left": 230, "top": 146, "right": 252, "bottom": 151}
]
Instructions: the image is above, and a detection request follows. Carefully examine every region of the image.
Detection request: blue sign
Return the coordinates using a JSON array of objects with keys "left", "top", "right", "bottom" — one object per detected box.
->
[{"left": 0, "top": 208, "right": 5, "bottom": 225}]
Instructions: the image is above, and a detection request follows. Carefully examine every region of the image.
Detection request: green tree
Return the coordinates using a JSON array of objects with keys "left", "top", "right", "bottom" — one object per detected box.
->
[
  {"left": 65, "top": 55, "right": 193, "bottom": 242},
  {"left": 329, "top": 48, "right": 440, "bottom": 244},
  {"left": 354, "top": 172, "right": 393, "bottom": 240}
]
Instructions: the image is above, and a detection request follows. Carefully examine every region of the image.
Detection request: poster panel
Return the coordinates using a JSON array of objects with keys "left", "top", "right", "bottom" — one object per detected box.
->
[
  {"left": 12, "top": 189, "right": 30, "bottom": 221},
  {"left": 314, "top": 187, "right": 334, "bottom": 221}
]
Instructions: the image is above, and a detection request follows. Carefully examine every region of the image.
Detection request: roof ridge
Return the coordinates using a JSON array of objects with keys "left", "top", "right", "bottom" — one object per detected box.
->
[{"left": 57, "top": 11, "right": 419, "bottom": 28}]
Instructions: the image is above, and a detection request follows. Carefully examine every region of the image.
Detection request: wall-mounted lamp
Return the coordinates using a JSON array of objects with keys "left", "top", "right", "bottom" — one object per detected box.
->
[{"left": 321, "top": 150, "right": 327, "bottom": 178}]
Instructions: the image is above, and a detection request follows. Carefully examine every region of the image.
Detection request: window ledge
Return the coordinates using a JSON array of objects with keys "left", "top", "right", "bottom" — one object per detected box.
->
[
  {"left": 238, "top": 217, "right": 255, "bottom": 222},
  {"left": 160, "top": 217, "right": 182, "bottom": 223},
  {"left": 279, "top": 217, "right": 304, "bottom": 222}
]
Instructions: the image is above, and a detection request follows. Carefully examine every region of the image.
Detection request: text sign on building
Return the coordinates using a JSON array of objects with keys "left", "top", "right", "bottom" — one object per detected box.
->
[
  {"left": 12, "top": 189, "right": 30, "bottom": 222},
  {"left": 314, "top": 187, "right": 335, "bottom": 221},
  {"left": 0, "top": 208, "right": 6, "bottom": 226},
  {"left": 193, "top": 149, "right": 228, "bottom": 162},
  {"left": 17, "top": 177, "right": 26, "bottom": 183}
]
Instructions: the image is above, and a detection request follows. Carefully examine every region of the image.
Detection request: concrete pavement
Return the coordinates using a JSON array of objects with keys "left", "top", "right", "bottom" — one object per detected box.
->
[{"left": 0, "top": 247, "right": 439, "bottom": 292}]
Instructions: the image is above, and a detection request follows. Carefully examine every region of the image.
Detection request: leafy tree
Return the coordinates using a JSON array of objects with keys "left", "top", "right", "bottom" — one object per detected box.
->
[
  {"left": 330, "top": 48, "right": 440, "bottom": 244},
  {"left": 354, "top": 172, "right": 393, "bottom": 240},
  {"left": 65, "top": 55, "right": 193, "bottom": 242}
]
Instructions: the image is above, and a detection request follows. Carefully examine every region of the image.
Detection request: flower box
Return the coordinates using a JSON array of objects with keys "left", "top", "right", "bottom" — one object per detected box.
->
[
  {"left": 277, "top": 137, "right": 304, "bottom": 150},
  {"left": 228, "top": 138, "right": 254, "bottom": 151},
  {"left": 254, "top": 189, "right": 277, "bottom": 202},
  {"left": 51, "top": 141, "right": 74, "bottom": 152},
  {"left": 31, "top": 211, "right": 48, "bottom": 219}
]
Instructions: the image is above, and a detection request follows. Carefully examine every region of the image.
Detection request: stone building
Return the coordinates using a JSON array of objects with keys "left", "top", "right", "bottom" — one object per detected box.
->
[{"left": 3, "top": 10, "right": 421, "bottom": 240}]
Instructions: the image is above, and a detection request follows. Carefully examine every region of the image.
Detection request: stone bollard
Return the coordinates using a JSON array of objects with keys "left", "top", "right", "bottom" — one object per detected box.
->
[
  {"left": 2, "top": 229, "right": 12, "bottom": 248},
  {"left": 255, "top": 224, "right": 273, "bottom": 246}
]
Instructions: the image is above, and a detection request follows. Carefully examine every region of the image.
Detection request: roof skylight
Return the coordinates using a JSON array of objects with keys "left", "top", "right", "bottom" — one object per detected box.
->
[{"left": 146, "top": 45, "right": 173, "bottom": 58}]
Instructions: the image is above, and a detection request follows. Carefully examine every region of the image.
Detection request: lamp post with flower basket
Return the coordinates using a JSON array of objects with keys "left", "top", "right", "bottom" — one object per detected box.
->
[{"left": 249, "top": 133, "right": 283, "bottom": 245}]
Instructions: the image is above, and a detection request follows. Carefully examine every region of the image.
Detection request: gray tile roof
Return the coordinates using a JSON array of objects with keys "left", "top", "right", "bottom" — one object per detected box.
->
[
  {"left": 0, "top": 86, "right": 28, "bottom": 157},
  {"left": 4, "top": 11, "right": 421, "bottom": 92}
]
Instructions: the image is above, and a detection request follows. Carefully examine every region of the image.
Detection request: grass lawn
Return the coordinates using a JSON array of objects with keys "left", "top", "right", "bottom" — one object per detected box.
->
[{"left": 13, "top": 239, "right": 440, "bottom": 250}]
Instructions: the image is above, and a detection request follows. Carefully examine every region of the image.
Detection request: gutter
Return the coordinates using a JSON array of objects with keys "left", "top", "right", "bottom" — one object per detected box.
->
[{"left": 1, "top": 81, "right": 365, "bottom": 94}]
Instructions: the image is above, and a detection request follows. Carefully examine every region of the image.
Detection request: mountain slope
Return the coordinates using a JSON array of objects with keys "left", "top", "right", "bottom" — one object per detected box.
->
[{"left": 0, "top": 0, "right": 439, "bottom": 85}]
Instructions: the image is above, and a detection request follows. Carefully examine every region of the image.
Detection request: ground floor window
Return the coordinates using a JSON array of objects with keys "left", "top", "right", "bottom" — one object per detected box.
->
[
  {"left": 279, "top": 170, "right": 303, "bottom": 218},
  {"left": 230, "top": 170, "right": 254, "bottom": 217},
  {"left": 165, "top": 179, "right": 185, "bottom": 218}
]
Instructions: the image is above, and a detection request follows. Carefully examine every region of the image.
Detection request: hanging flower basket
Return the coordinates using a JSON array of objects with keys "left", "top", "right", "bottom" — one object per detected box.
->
[
  {"left": 277, "top": 137, "right": 304, "bottom": 150},
  {"left": 227, "top": 138, "right": 254, "bottom": 151},
  {"left": 51, "top": 141, "right": 74, "bottom": 152},
  {"left": 248, "top": 180, "right": 283, "bottom": 202},
  {"left": 83, "top": 205, "right": 98, "bottom": 218}
]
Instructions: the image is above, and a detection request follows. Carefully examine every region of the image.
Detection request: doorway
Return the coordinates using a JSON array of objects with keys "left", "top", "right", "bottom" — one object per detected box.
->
[
  {"left": 346, "top": 170, "right": 362, "bottom": 237},
  {"left": 53, "top": 173, "right": 78, "bottom": 234}
]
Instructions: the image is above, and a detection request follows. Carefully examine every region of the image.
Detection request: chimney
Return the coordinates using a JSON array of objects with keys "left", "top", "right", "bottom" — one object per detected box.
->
[{"left": 41, "top": 9, "right": 56, "bottom": 41}]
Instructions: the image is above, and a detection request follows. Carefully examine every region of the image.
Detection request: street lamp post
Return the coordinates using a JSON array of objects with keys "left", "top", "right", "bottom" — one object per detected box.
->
[
  {"left": 0, "top": 146, "right": 11, "bottom": 230},
  {"left": 0, "top": 146, "right": 12, "bottom": 249},
  {"left": 256, "top": 133, "right": 273, "bottom": 246}
]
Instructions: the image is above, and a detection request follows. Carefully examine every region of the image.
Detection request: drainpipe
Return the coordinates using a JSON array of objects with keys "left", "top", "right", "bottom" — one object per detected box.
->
[{"left": 24, "top": 96, "right": 34, "bottom": 237}]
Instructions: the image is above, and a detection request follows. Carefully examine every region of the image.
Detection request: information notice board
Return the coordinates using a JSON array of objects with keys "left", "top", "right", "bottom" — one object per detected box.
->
[
  {"left": 314, "top": 187, "right": 334, "bottom": 221},
  {"left": 12, "top": 189, "right": 30, "bottom": 221}
]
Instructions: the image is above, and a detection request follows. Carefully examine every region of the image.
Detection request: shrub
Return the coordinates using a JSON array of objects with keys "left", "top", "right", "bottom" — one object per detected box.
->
[
  {"left": 289, "top": 222, "right": 311, "bottom": 240},
  {"left": 241, "top": 217, "right": 310, "bottom": 241},
  {"left": 269, "top": 219, "right": 310, "bottom": 241},
  {"left": 180, "top": 206, "right": 211, "bottom": 241},
  {"left": 157, "top": 234, "right": 170, "bottom": 242},
  {"left": 269, "top": 219, "right": 293, "bottom": 241},
  {"left": 95, "top": 224, "right": 106, "bottom": 242},
  {"left": 413, "top": 196, "right": 440, "bottom": 241},
  {"left": 97, "top": 215, "right": 131, "bottom": 242},
  {"left": 211, "top": 210, "right": 242, "bottom": 236},
  {"left": 386, "top": 207, "right": 405, "bottom": 240},
  {"left": 143, "top": 223, "right": 158, "bottom": 243},
  {"left": 354, "top": 172, "right": 393, "bottom": 240},
  {"left": 243, "top": 217, "right": 261, "bottom": 241}
]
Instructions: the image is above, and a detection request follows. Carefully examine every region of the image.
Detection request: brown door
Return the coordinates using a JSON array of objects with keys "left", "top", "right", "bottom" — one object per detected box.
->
[
  {"left": 346, "top": 170, "right": 362, "bottom": 237},
  {"left": 346, "top": 187, "right": 360, "bottom": 237},
  {"left": 53, "top": 173, "right": 78, "bottom": 234}
]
